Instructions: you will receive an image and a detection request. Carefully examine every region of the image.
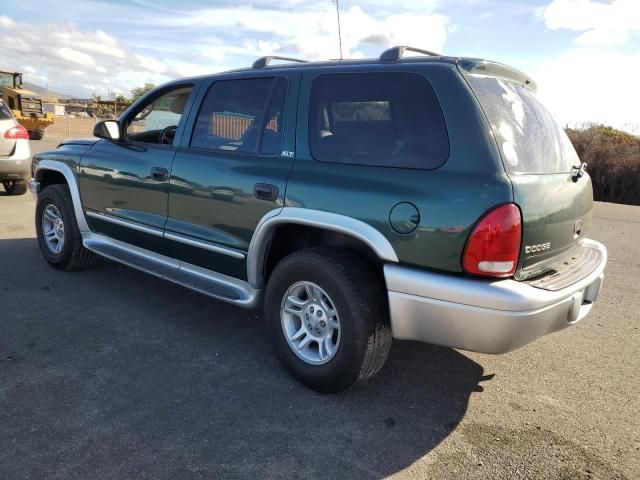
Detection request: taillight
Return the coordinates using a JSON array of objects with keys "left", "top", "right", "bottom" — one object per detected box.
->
[
  {"left": 462, "top": 203, "right": 522, "bottom": 277},
  {"left": 4, "top": 124, "right": 29, "bottom": 140}
]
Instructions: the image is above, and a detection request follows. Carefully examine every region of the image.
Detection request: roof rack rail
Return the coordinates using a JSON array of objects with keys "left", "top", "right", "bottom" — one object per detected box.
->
[
  {"left": 379, "top": 45, "right": 441, "bottom": 62},
  {"left": 252, "top": 56, "right": 307, "bottom": 69}
]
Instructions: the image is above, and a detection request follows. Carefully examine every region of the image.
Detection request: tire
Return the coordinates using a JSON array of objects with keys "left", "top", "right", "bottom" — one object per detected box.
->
[
  {"left": 2, "top": 180, "right": 27, "bottom": 195},
  {"left": 28, "top": 128, "right": 45, "bottom": 140},
  {"left": 265, "top": 247, "right": 392, "bottom": 393},
  {"left": 35, "top": 184, "right": 95, "bottom": 271}
]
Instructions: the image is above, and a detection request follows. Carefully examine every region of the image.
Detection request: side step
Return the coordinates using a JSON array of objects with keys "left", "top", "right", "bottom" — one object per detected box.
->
[{"left": 82, "top": 233, "right": 260, "bottom": 308}]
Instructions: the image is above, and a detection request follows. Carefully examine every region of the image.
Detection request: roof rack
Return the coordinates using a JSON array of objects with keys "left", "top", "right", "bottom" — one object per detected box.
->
[
  {"left": 379, "top": 45, "right": 441, "bottom": 62},
  {"left": 252, "top": 56, "right": 307, "bottom": 69}
]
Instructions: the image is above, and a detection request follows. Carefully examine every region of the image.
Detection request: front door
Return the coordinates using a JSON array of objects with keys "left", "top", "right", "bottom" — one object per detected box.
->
[
  {"left": 167, "top": 73, "right": 299, "bottom": 279},
  {"left": 79, "top": 84, "right": 196, "bottom": 254}
]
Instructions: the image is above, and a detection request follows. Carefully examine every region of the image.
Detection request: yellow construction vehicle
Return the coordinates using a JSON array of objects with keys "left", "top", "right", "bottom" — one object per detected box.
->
[{"left": 0, "top": 70, "right": 55, "bottom": 140}]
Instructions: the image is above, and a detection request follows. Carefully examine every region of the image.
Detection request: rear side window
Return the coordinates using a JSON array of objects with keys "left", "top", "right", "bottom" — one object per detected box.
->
[
  {"left": 0, "top": 100, "right": 12, "bottom": 120},
  {"left": 191, "top": 77, "right": 287, "bottom": 155},
  {"left": 309, "top": 72, "right": 449, "bottom": 169},
  {"left": 465, "top": 74, "right": 579, "bottom": 174}
]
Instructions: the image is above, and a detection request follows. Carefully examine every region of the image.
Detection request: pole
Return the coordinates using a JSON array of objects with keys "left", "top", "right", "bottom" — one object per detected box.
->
[{"left": 336, "top": 0, "right": 343, "bottom": 60}]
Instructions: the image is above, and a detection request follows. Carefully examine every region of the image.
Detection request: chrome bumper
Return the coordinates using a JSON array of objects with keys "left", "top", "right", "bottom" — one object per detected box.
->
[
  {"left": 385, "top": 238, "right": 607, "bottom": 354},
  {"left": 28, "top": 179, "right": 40, "bottom": 194}
]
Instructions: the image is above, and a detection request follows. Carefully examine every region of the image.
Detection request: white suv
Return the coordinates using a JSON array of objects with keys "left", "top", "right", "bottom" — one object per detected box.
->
[{"left": 0, "top": 99, "right": 31, "bottom": 195}]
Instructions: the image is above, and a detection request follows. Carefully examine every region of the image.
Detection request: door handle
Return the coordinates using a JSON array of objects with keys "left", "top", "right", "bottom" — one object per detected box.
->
[
  {"left": 150, "top": 167, "right": 169, "bottom": 181},
  {"left": 253, "top": 183, "right": 279, "bottom": 201}
]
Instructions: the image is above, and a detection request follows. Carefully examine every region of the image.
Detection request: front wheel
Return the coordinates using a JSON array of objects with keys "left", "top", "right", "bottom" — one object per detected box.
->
[
  {"left": 35, "top": 184, "right": 95, "bottom": 270},
  {"left": 28, "top": 128, "right": 45, "bottom": 140},
  {"left": 2, "top": 180, "right": 27, "bottom": 195},
  {"left": 265, "top": 247, "right": 392, "bottom": 393}
]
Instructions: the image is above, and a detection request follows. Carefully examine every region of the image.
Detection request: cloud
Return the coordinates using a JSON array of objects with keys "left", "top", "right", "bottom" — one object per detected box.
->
[
  {"left": 0, "top": 2, "right": 449, "bottom": 97},
  {"left": 58, "top": 47, "right": 95, "bottom": 66},
  {"left": 0, "top": 16, "right": 178, "bottom": 97},
  {"left": 135, "top": 54, "right": 167, "bottom": 74},
  {"left": 0, "top": 15, "right": 15, "bottom": 28},
  {"left": 542, "top": 0, "right": 640, "bottom": 47},
  {"left": 160, "top": 4, "right": 448, "bottom": 60},
  {"left": 359, "top": 33, "right": 390, "bottom": 46},
  {"left": 527, "top": 48, "right": 640, "bottom": 130}
]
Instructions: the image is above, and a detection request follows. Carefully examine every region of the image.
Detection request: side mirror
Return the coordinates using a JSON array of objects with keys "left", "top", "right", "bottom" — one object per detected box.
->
[{"left": 93, "top": 120, "right": 122, "bottom": 141}]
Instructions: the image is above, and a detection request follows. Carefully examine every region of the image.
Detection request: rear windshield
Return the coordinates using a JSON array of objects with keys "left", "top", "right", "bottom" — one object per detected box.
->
[
  {"left": 0, "top": 100, "right": 12, "bottom": 120},
  {"left": 465, "top": 74, "right": 579, "bottom": 174}
]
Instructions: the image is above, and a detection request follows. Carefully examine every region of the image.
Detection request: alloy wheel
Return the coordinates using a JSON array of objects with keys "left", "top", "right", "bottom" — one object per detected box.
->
[
  {"left": 41, "top": 204, "right": 65, "bottom": 254},
  {"left": 280, "top": 281, "right": 341, "bottom": 365}
]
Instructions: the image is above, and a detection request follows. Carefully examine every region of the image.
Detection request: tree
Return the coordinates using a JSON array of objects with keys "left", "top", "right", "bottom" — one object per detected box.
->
[
  {"left": 114, "top": 94, "right": 129, "bottom": 104},
  {"left": 131, "top": 83, "right": 156, "bottom": 102},
  {"left": 89, "top": 93, "right": 109, "bottom": 118}
]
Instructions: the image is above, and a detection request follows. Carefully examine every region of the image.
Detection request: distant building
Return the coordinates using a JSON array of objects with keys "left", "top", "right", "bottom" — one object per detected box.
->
[
  {"left": 64, "top": 103, "right": 90, "bottom": 116},
  {"left": 43, "top": 103, "right": 66, "bottom": 116}
]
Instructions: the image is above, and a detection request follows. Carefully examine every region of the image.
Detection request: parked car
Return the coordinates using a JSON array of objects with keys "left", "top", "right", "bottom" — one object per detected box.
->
[
  {"left": 29, "top": 46, "right": 607, "bottom": 392},
  {"left": 0, "top": 98, "right": 31, "bottom": 194}
]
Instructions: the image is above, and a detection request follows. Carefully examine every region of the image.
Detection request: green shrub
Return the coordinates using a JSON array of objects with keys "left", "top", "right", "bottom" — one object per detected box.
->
[{"left": 566, "top": 125, "right": 640, "bottom": 206}]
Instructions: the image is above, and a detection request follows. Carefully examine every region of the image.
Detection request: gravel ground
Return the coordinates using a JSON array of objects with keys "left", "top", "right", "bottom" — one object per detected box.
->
[{"left": 0, "top": 140, "right": 638, "bottom": 479}]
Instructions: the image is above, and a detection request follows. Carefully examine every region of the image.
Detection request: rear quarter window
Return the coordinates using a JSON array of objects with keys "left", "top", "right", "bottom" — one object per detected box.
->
[
  {"left": 309, "top": 72, "right": 449, "bottom": 169},
  {"left": 465, "top": 74, "right": 579, "bottom": 174}
]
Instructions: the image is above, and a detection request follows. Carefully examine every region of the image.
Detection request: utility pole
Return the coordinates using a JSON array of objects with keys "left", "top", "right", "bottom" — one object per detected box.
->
[{"left": 333, "top": 0, "right": 343, "bottom": 60}]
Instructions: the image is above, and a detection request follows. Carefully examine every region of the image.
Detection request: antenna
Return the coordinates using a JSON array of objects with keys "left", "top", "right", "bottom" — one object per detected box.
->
[{"left": 333, "top": 0, "right": 343, "bottom": 60}]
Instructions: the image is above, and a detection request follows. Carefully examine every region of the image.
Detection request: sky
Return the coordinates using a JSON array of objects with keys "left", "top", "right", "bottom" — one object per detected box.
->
[{"left": 0, "top": 0, "right": 638, "bottom": 131}]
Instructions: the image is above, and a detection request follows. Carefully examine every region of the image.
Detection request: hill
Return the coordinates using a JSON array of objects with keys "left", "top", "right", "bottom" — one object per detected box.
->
[
  {"left": 566, "top": 125, "right": 640, "bottom": 206},
  {"left": 22, "top": 82, "right": 72, "bottom": 100}
]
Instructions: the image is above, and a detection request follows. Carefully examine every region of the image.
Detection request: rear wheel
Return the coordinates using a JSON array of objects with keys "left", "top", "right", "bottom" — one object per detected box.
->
[
  {"left": 35, "top": 184, "right": 95, "bottom": 270},
  {"left": 2, "top": 180, "right": 27, "bottom": 195},
  {"left": 28, "top": 128, "right": 45, "bottom": 140},
  {"left": 265, "top": 247, "right": 392, "bottom": 393}
]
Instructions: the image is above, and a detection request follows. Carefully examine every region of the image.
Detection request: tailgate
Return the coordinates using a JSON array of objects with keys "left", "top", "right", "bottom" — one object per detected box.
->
[
  {"left": 463, "top": 69, "right": 594, "bottom": 281},
  {"left": 511, "top": 172, "right": 593, "bottom": 280}
]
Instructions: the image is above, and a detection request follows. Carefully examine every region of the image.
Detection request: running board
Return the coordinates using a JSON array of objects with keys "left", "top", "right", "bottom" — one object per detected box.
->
[{"left": 82, "top": 233, "right": 260, "bottom": 308}]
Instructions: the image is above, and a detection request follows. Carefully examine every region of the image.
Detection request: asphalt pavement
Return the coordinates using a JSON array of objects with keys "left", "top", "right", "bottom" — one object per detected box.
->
[{"left": 0, "top": 139, "right": 638, "bottom": 479}]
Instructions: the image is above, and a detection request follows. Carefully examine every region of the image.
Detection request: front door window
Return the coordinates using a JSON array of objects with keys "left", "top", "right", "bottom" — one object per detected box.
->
[{"left": 126, "top": 87, "right": 193, "bottom": 145}]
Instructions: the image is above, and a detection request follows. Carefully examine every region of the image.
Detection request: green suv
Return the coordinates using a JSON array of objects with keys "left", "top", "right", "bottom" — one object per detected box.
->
[{"left": 29, "top": 46, "right": 607, "bottom": 393}]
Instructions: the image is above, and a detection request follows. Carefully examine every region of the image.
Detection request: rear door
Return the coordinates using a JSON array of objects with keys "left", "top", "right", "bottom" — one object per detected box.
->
[
  {"left": 166, "top": 72, "right": 300, "bottom": 279},
  {"left": 464, "top": 72, "right": 593, "bottom": 280},
  {"left": 0, "top": 101, "right": 16, "bottom": 156}
]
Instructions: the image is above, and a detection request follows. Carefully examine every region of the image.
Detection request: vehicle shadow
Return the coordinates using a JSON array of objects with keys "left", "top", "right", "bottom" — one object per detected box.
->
[
  {"left": 0, "top": 238, "right": 488, "bottom": 479},
  {"left": 0, "top": 187, "right": 27, "bottom": 196}
]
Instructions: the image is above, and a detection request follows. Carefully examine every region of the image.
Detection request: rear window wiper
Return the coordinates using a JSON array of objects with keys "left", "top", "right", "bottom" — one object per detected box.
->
[{"left": 572, "top": 162, "right": 587, "bottom": 181}]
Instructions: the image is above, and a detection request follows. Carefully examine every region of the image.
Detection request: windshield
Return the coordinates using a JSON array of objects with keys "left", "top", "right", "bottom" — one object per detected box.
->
[
  {"left": 0, "top": 73, "right": 16, "bottom": 89},
  {"left": 465, "top": 74, "right": 579, "bottom": 174}
]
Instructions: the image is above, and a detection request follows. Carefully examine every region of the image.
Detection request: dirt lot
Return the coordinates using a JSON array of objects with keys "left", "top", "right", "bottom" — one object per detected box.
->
[{"left": 0, "top": 141, "right": 638, "bottom": 479}]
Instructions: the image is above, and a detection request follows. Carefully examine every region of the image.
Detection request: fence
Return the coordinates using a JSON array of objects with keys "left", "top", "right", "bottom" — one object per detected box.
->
[
  {"left": 211, "top": 113, "right": 278, "bottom": 140},
  {"left": 44, "top": 114, "right": 279, "bottom": 141}
]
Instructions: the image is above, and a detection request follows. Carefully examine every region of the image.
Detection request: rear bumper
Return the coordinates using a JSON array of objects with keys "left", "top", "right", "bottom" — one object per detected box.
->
[
  {"left": 0, "top": 139, "right": 31, "bottom": 179},
  {"left": 385, "top": 238, "right": 607, "bottom": 354}
]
